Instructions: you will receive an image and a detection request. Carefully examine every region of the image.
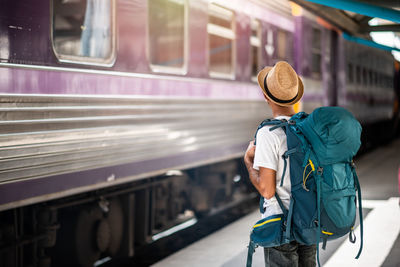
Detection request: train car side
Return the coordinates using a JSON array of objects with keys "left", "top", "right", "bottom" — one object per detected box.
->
[
  {"left": 0, "top": 1, "right": 285, "bottom": 266},
  {"left": 0, "top": 1, "right": 398, "bottom": 266}
]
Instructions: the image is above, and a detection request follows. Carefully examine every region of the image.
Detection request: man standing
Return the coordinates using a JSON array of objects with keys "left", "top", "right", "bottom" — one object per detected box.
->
[{"left": 244, "top": 61, "right": 316, "bottom": 267}]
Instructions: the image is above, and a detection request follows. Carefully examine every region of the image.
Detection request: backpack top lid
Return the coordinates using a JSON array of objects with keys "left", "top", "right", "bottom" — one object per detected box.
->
[{"left": 296, "top": 106, "right": 362, "bottom": 164}]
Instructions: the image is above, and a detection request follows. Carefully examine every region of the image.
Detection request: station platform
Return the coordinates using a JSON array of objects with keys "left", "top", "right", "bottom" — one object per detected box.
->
[{"left": 153, "top": 139, "right": 400, "bottom": 267}]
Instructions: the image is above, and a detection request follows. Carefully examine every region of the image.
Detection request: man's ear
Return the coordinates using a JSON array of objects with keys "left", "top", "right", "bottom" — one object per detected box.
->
[{"left": 263, "top": 95, "right": 271, "bottom": 106}]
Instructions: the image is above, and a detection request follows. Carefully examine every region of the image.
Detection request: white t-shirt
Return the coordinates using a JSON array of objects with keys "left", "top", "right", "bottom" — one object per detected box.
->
[{"left": 253, "top": 116, "right": 291, "bottom": 218}]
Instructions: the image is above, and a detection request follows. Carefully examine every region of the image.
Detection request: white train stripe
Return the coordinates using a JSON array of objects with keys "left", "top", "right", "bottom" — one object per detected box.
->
[
  {"left": 324, "top": 197, "right": 400, "bottom": 267},
  {"left": 0, "top": 62, "right": 253, "bottom": 86}
]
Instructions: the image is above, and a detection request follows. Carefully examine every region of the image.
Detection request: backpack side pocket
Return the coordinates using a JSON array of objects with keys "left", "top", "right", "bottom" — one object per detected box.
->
[
  {"left": 250, "top": 214, "right": 284, "bottom": 247},
  {"left": 321, "top": 163, "right": 356, "bottom": 230}
]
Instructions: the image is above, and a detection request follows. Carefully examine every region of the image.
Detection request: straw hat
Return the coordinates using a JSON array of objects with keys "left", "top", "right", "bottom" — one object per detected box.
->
[{"left": 257, "top": 61, "right": 304, "bottom": 106}]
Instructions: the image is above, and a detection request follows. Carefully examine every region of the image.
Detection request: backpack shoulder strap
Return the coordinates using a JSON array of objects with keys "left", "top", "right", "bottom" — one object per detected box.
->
[
  {"left": 246, "top": 240, "right": 256, "bottom": 267},
  {"left": 255, "top": 118, "right": 291, "bottom": 216},
  {"left": 254, "top": 118, "right": 285, "bottom": 145},
  {"left": 254, "top": 118, "right": 292, "bottom": 187}
]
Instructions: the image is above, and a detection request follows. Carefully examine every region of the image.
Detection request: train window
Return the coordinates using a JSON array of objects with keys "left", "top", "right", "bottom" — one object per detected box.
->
[
  {"left": 378, "top": 74, "right": 382, "bottom": 87},
  {"left": 386, "top": 75, "right": 392, "bottom": 88},
  {"left": 208, "top": 3, "right": 235, "bottom": 78},
  {"left": 362, "top": 68, "right": 368, "bottom": 85},
  {"left": 379, "top": 74, "right": 382, "bottom": 87},
  {"left": 356, "top": 66, "right": 361, "bottom": 84},
  {"left": 250, "top": 19, "right": 261, "bottom": 81},
  {"left": 383, "top": 75, "right": 387, "bottom": 88},
  {"left": 277, "top": 29, "right": 288, "bottom": 61},
  {"left": 148, "top": 0, "right": 187, "bottom": 73},
  {"left": 52, "top": 0, "right": 115, "bottom": 65},
  {"left": 368, "top": 70, "right": 373, "bottom": 87},
  {"left": 383, "top": 75, "right": 386, "bottom": 88},
  {"left": 347, "top": 63, "right": 354, "bottom": 84},
  {"left": 311, "top": 27, "right": 321, "bottom": 76},
  {"left": 371, "top": 72, "right": 375, "bottom": 86}
]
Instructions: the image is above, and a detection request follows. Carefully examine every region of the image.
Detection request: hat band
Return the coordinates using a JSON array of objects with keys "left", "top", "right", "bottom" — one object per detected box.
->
[{"left": 264, "top": 76, "right": 298, "bottom": 104}]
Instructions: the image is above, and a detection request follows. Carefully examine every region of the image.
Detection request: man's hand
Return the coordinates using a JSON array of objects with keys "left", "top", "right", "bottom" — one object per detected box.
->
[{"left": 244, "top": 141, "right": 256, "bottom": 169}]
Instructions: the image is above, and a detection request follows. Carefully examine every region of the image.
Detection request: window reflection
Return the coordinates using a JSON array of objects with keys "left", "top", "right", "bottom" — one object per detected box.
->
[
  {"left": 148, "top": 0, "right": 186, "bottom": 70},
  {"left": 208, "top": 4, "right": 235, "bottom": 78},
  {"left": 277, "top": 29, "right": 287, "bottom": 61},
  {"left": 250, "top": 19, "right": 261, "bottom": 80},
  {"left": 52, "top": 0, "right": 114, "bottom": 63},
  {"left": 311, "top": 27, "right": 321, "bottom": 76}
]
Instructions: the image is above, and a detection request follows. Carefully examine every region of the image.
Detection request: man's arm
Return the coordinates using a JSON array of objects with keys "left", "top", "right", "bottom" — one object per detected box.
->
[{"left": 244, "top": 141, "right": 276, "bottom": 199}]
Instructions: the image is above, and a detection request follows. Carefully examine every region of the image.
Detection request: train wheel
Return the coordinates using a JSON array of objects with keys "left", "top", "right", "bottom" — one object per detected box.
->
[
  {"left": 107, "top": 199, "right": 124, "bottom": 256},
  {"left": 53, "top": 199, "right": 124, "bottom": 267},
  {"left": 74, "top": 206, "right": 103, "bottom": 267}
]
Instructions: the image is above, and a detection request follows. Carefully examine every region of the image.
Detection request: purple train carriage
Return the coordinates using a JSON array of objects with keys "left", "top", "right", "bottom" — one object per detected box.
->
[{"left": 0, "top": 0, "right": 397, "bottom": 266}]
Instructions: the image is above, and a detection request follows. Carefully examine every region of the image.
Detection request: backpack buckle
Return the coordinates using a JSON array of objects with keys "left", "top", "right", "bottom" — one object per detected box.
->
[
  {"left": 317, "top": 167, "right": 323, "bottom": 176},
  {"left": 288, "top": 120, "right": 296, "bottom": 125},
  {"left": 302, "top": 184, "right": 310, "bottom": 192}
]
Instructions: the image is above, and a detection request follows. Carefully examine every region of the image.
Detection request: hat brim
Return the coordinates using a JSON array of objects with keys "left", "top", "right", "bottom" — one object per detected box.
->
[{"left": 257, "top": 67, "right": 304, "bottom": 107}]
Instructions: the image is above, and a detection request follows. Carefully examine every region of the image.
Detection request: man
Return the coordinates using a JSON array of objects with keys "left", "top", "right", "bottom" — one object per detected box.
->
[{"left": 244, "top": 61, "right": 316, "bottom": 267}]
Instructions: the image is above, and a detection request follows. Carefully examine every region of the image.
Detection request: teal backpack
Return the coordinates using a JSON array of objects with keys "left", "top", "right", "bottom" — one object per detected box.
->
[{"left": 246, "top": 106, "right": 363, "bottom": 267}]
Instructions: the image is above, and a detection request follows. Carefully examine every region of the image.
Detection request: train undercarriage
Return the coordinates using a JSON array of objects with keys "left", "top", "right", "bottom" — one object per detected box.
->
[{"left": 0, "top": 159, "right": 253, "bottom": 267}]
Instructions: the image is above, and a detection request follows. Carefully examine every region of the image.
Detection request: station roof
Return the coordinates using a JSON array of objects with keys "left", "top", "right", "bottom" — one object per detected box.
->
[
  {"left": 290, "top": 0, "right": 400, "bottom": 59},
  {"left": 290, "top": 0, "right": 400, "bottom": 36}
]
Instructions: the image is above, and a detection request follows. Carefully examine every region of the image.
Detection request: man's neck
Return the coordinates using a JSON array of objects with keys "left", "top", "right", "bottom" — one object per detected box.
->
[
  {"left": 272, "top": 109, "right": 295, "bottom": 118},
  {"left": 268, "top": 101, "right": 296, "bottom": 118}
]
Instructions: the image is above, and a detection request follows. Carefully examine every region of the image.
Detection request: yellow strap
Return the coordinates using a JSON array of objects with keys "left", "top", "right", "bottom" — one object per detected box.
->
[
  {"left": 309, "top": 159, "right": 315, "bottom": 171},
  {"left": 253, "top": 217, "right": 281, "bottom": 228},
  {"left": 304, "top": 169, "right": 313, "bottom": 185},
  {"left": 322, "top": 230, "right": 334, "bottom": 235},
  {"left": 303, "top": 161, "right": 316, "bottom": 188},
  {"left": 303, "top": 163, "right": 310, "bottom": 185}
]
